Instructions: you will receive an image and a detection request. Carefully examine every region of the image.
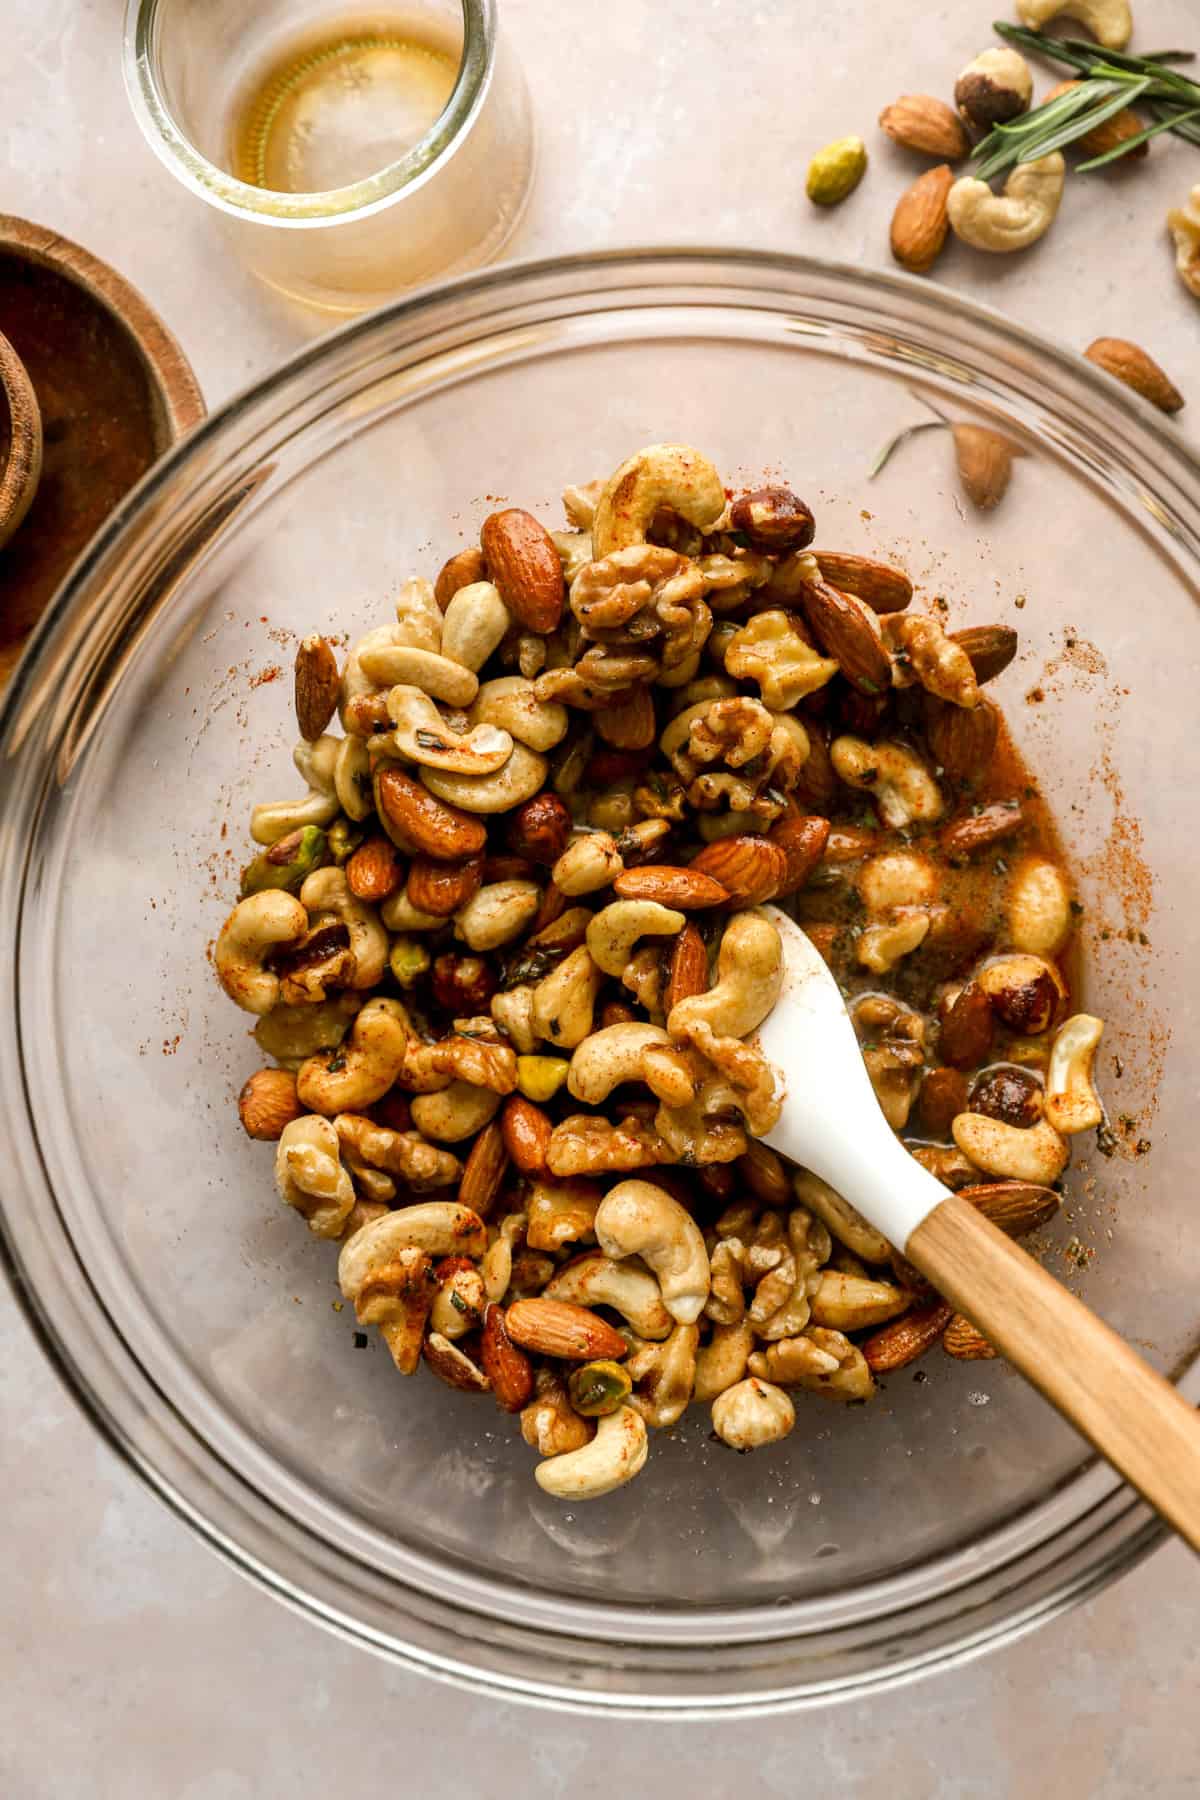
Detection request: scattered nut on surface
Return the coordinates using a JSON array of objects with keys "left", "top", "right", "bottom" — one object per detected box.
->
[
  {"left": 806, "top": 135, "right": 868, "bottom": 207},
  {"left": 1084, "top": 338, "right": 1185, "bottom": 415},
  {"left": 1168, "top": 186, "right": 1200, "bottom": 298},
  {"left": 879, "top": 94, "right": 970, "bottom": 162},
  {"left": 954, "top": 47, "right": 1032, "bottom": 130},
  {"left": 890, "top": 164, "right": 954, "bottom": 274},
  {"left": 947, "top": 154, "right": 1065, "bottom": 254}
]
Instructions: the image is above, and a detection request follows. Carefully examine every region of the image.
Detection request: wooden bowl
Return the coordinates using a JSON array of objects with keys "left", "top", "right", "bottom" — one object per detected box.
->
[
  {"left": 0, "top": 328, "right": 42, "bottom": 550},
  {"left": 0, "top": 216, "right": 205, "bottom": 688}
]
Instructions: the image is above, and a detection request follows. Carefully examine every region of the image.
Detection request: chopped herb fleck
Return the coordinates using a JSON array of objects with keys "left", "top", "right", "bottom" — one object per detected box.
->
[{"left": 353, "top": 1331, "right": 368, "bottom": 1349}]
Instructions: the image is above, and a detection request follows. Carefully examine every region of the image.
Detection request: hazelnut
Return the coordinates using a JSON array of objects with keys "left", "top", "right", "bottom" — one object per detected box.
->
[
  {"left": 507, "top": 791, "right": 571, "bottom": 866},
  {"left": 729, "top": 486, "right": 816, "bottom": 552},
  {"left": 968, "top": 1064, "right": 1043, "bottom": 1129},
  {"left": 238, "top": 1068, "right": 303, "bottom": 1140},
  {"left": 432, "top": 952, "right": 496, "bottom": 1014},
  {"left": 954, "top": 47, "right": 1033, "bottom": 131}
]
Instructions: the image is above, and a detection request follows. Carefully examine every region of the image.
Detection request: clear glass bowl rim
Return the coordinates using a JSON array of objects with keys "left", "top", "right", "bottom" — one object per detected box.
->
[{"left": 2, "top": 247, "right": 1195, "bottom": 1717}]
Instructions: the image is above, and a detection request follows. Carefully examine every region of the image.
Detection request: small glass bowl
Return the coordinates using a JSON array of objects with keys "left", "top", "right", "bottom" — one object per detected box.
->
[
  {"left": 2, "top": 252, "right": 1197, "bottom": 1714},
  {"left": 123, "top": 0, "right": 534, "bottom": 313}
]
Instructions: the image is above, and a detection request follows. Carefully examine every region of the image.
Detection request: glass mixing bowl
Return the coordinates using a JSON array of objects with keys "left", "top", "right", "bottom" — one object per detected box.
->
[{"left": 2, "top": 252, "right": 1196, "bottom": 1714}]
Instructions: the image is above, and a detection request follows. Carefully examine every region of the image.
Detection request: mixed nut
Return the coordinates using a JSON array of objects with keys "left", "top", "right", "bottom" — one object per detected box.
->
[{"left": 215, "top": 440, "right": 1102, "bottom": 1500}]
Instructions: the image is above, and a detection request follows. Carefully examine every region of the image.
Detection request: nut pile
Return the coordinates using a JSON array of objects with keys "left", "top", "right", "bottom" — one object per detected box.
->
[{"left": 216, "top": 440, "right": 1102, "bottom": 1500}]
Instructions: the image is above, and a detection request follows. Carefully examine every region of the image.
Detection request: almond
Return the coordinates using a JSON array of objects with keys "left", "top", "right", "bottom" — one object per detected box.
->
[
  {"left": 812, "top": 552, "right": 913, "bottom": 614},
  {"left": 925, "top": 694, "right": 998, "bottom": 784},
  {"left": 613, "top": 866, "right": 729, "bottom": 908},
  {"left": 738, "top": 1140, "right": 792, "bottom": 1208},
  {"left": 689, "top": 836, "right": 788, "bottom": 906},
  {"left": 375, "top": 766, "right": 487, "bottom": 860},
  {"left": 480, "top": 508, "right": 565, "bottom": 633},
  {"left": 458, "top": 1118, "right": 510, "bottom": 1218},
  {"left": 768, "top": 806, "right": 830, "bottom": 896},
  {"left": 294, "top": 634, "right": 340, "bottom": 741},
  {"left": 1084, "top": 337, "right": 1185, "bottom": 416},
  {"left": 938, "top": 980, "right": 994, "bottom": 1070},
  {"left": 960, "top": 1180, "right": 1060, "bottom": 1239},
  {"left": 345, "top": 834, "right": 404, "bottom": 902},
  {"left": 939, "top": 800, "right": 1024, "bottom": 860},
  {"left": 501, "top": 1094, "right": 553, "bottom": 1175},
  {"left": 504, "top": 1297, "right": 628, "bottom": 1361},
  {"left": 793, "top": 572, "right": 892, "bottom": 695},
  {"left": 482, "top": 853, "right": 538, "bottom": 884},
  {"left": 1043, "top": 81, "right": 1148, "bottom": 162},
  {"left": 664, "top": 922, "right": 708, "bottom": 1013},
  {"left": 942, "top": 1313, "right": 997, "bottom": 1360},
  {"left": 507, "top": 792, "right": 571, "bottom": 865},
  {"left": 599, "top": 999, "right": 640, "bottom": 1029},
  {"left": 481, "top": 1303, "right": 535, "bottom": 1412},
  {"left": 952, "top": 623, "right": 1017, "bottom": 685},
  {"left": 529, "top": 880, "right": 567, "bottom": 936},
  {"left": 434, "top": 545, "right": 488, "bottom": 611},
  {"left": 879, "top": 94, "right": 970, "bottom": 161},
  {"left": 952, "top": 425, "right": 1019, "bottom": 511},
  {"left": 863, "top": 1298, "right": 954, "bottom": 1372},
  {"left": 423, "top": 1332, "right": 491, "bottom": 1392},
  {"left": 407, "top": 852, "right": 484, "bottom": 916},
  {"left": 595, "top": 687, "right": 657, "bottom": 750},
  {"left": 238, "top": 1068, "right": 303, "bottom": 1140},
  {"left": 890, "top": 164, "right": 954, "bottom": 274}
]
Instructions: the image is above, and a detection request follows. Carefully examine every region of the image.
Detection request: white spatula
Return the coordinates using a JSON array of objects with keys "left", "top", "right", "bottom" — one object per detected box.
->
[{"left": 754, "top": 903, "right": 1200, "bottom": 1553}]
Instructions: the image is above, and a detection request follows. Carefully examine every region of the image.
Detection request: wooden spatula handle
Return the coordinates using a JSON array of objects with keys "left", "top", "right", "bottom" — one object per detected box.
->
[{"left": 908, "top": 1193, "right": 1200, "bottom": 1554}]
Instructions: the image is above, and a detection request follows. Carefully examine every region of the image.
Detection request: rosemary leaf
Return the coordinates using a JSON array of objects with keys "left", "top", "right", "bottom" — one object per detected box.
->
[
  {"left": 1013, "top": 78, "right": 1152, "bottom": 162},
  {"left": 1076, "top": 103, "right": 1200, "bottom": 170}
]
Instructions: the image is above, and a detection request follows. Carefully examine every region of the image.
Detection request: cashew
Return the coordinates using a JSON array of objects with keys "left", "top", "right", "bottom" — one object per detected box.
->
[
  {"left": 380, "top": 890, "right": 445, "bottom": 933},
  {"left": 254, "top": 993, "right": 359, "bottom": 1066},
  {"left": 952, "top": 1112, "right": 1070, "bottom": 1183},
  {"left": 533, "top": 1403, "right": 649, "bottom": 1500},
  {"left": 947, "top": 153, "right": 1065, "bottom": 253},
  {"left": 360, "top": 642, "right": 478, "bottom": 707},
  {"left": 711, "top": 1378, "right": 795, "bottom": 1450},
  {"left": 300, "top": 866, "right": 388, "bottom": 989},
  {"left": 857, "top": 911, "right": 931, "bottom": 974},
  {"left": 410, "top": 1080, "right": 502, "bottom": 1143},
  {"left": 1006, "top": 855, "right": 1073, "bottom": 955},
  {"left": 392, "top": 575, "right": 444, "bottom": 651},
  {"left": 491, "top": 984, "right": 540, "bottom": 1054},
  {"left": 531, "top": 944, "right": 604, "bottom": 1050},
  {"left": 567, "top": 1024, "right": 673, "bottom": 1105},
  {"left": 830, "top": 736, "right": 943, "bottom": 830},
  {"left": 525, "top": 1180, "right": 601, "bottom": 1252},
  {"left": 1168, "top": 186, "right": 1200, "bottom": 299},
  {"left": 482, "top": 1210, "right": 528, "bottom": 1303},
  {"left": 1044, "top": 1013, "right": 1105, "bottom": 1136},
  {"left": 340, "top": 625, "right": 405, "bottom": 734},
  {"left": 1016, "top": 0, "right": 1130, "bottom": 52},
  {"left": 250, "top": 736, "right": 340, "bottom": 845},
  {"left": 668, "top": 910, "right": 782, "bottom": 1042},
  {"left": 421, "top": 743, "right": 548, "bottom": 814},
  {"left": 591, "top": 443, "right": 725, "bottom": 558},
  {"left": 469, "top": 676, "right": 568, "bottom": 753},
  {"left": 296, "top": 997, "right": 410, "bottom": 1114},
  {"left": 553, "top": 832, "right": 624, "bottom": 896},
  {"left": 543, "top": 1252, "right": 673, "bottom": 1339},
  {"left": 333, "top": 735, "right": 373, "bottom": 821},
  {"left": 792, "top": 1169, "right": 891, "bottom": 1265},
  {"left": 693, "top": 1321, "right": 756, "bottom": 1402},
  {"left": 809, "top": 1271, "right": 910, "bottom": 1332},
  {"left": 440, "top": 581, "right": 511, "bottom": 672},
  {"left": 216, "top": 891, "right": 308, "bottom": 1015},
  {"left": 275, "top": 1115, "right": 356, "bottom": 1239},
  {"left": 586, "top": 900, "right": 684, "bottom": 978},
  {"left": 383, "top": 684, "right": 513, "bottom": 774},
  {"left": 594, "top": 1179, "right": 710, "bottom": 1326},
  {"left": 521, "top": 1369, "right": 595, "bottom": 1456},
  {"left": 454, "top": 881, "right": 541, "bottom": 951},
  {"left": 625, "top": 1322, "right": 700, "bottom": 1428},
  {"left": 337, "top": 1204, "right": 488, "bottom": 1288},
  {"left": 858, "top": 851, "right": 937, "bottom": 914}
]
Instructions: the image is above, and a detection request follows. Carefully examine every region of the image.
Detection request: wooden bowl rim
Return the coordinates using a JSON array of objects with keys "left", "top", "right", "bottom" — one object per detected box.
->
[{"left": 0, "top": 326, "right": 43, "bottom": 547}]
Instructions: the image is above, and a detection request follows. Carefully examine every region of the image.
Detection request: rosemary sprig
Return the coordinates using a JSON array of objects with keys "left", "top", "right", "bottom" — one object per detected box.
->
[{"left": 979, "top": 22, "right": 1200, "bottom": 173}]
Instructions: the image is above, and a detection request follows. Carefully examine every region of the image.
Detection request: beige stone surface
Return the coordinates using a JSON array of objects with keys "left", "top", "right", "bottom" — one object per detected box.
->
[{"left": 2, "top": 0, "right": 1198, "bottom": 1793}]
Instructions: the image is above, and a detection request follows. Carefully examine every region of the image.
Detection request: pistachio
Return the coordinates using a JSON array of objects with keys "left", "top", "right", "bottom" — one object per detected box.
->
[
  {"left": 806, "top": 135, "right": 868, "bottom": 207},
  {"left": 389, "top": 936, "right": 432, "bottom": 988},
  {"left": 568, "top": 1359, "right": 634, "bottom": 1417},
  {"left": 516, "top": 1054, "right": 571, "bottom": 1103},
  {"left": 326, "top": 818, "right": 365, "bottom": 865},
  {"left": 240, "top": 825, "right": 327, "bottom": 896}
]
